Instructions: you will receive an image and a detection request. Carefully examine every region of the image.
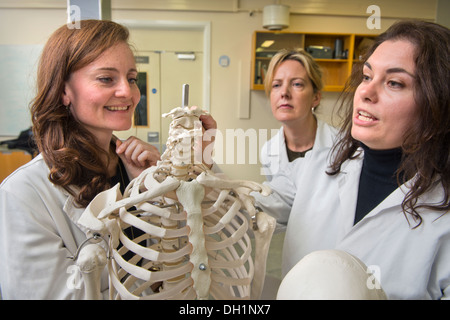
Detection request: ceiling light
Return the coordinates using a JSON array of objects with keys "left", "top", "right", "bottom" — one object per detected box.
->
[{"left": 263, "top": 4, "right": 290, "bottom": 30}]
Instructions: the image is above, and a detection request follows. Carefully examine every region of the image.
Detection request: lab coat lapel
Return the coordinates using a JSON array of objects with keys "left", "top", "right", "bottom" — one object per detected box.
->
[
  {"left": 62, "top": 189, "right": 90, "bottom": 253},
  {"left": 268, "top": 127, "right": 284, "bottom": 158},
  {"left": 335, "top": 152, "right": 406, "bottom": 230},
  {"left": 339, "top": 163, "right": 414, "bottom": 239},
  {"left": 264, "top": 127, "right": 286, "bottom": 178},
  {"left": 357, "top": 182, "right": 408, "bottom": 224},
  {"left": 263, "top": 127, "right": 282, "bottom": 156},
  {"left": 64, "top": 196, "right": 85, "bottom": 229},
  {"left": 339, "top": 185, "right": 407, "bottom": 247},
  {"left": 336, "top": 154, "right": 363, "bottom": 238}
]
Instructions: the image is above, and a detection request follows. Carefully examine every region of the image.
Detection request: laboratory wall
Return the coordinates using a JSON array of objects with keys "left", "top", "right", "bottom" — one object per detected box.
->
[{"left": 0, "top": 0, "right": 442, "bottom": 182}]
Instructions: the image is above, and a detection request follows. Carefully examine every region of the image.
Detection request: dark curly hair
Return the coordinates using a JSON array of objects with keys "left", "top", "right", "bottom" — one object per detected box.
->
[{"left": 328, "top": 20, "right": 450, "bottom": 227}]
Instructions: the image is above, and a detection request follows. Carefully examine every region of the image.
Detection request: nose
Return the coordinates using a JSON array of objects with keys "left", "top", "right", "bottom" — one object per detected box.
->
[
  {"left": 115, "top": 78, "right": 132, "bottom": 98},
  {"left": 280, "top": 83, "right": 291, "bottom": 99},
  {"left": 359, "top": 79, "right": 378, "bottom": 103}
]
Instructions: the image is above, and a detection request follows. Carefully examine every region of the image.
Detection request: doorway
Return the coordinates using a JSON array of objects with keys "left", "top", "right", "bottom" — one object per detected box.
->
[{"left": 113, "top": 20, "right": 210, "bottom": 152}]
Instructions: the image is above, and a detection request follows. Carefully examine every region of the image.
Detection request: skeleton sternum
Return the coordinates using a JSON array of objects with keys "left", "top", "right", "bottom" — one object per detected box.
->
[{"left": 176, "top": 179, "right": 210, "bottom": 299}]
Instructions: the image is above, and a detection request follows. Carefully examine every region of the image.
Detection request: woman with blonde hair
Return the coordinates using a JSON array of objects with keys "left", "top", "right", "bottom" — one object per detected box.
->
[
  {"left": 0, "top": 20, "right": 161, "bottom": 299},
  {"left": 254, "top": 49, "right": 337, "bottom": 224}
]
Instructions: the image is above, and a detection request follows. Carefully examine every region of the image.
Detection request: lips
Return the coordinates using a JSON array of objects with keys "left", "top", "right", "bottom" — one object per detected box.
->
[
  {"left": 105, "top": 105, "right": 130, "bottom": 111},
  {"left": 356, "top": 110, "right": 378, "bottom": 122},
  {"left": 278, "top": 104, "right": 293, "bottom": 109}
]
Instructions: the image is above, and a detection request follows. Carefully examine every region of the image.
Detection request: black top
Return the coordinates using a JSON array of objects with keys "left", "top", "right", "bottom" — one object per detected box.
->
[
  {"left": 109, "top": 159, "right": 144, "bottom": 260},
  {"left": 354, "top": 143, "right": 403, "bottom": 225},
  {"left": 109, "top": 158, "right": 130, "bottom": 194},
  {"left": 286, "top": 146, "right": 313, "bottom": 162}
]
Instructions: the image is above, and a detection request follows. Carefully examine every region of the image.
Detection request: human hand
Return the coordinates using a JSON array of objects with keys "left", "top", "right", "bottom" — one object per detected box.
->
[
  {"left": 199, "top": 113, "right": 217, "bottom": 132},
  {"left": 115, "top": 136, "right": 161, "bottom": 178},
  {"left": 199, "top": 113, "right": 217, "bottom": 168}
]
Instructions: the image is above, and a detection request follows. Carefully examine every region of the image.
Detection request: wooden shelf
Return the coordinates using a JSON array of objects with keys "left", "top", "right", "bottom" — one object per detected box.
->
[
  {"left": 315, "top": 59, "right": 348, "bottom": 62},
  {"left": 251, "top": 31, "right": 378, "bottom": 91},
  {"left": 252, "top": 84, "right": 265, "bottom": 91}
]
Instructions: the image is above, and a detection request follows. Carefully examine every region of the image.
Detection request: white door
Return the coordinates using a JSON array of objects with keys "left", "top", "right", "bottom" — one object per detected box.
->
[
  {"left": 114, "top": 51, "right": 161, "bottom": 149},
  {"left": 160, "top": 51, "right": 203, "bottom": 150},
  {"left": 115, "top": 26, "right": 204, "bottom": 152}
]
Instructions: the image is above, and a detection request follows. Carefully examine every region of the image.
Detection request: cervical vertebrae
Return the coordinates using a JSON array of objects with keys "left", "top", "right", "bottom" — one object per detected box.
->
[
  {"left": 76, "top": 106, "right": 275, "bottom": 300},
  {"left": 154, "top": 106, "right": 207, "bottom": 181}
]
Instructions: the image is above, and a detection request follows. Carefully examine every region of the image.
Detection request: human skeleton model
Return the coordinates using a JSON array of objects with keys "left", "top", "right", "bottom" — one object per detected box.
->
[{"left": 74, "top": 87, "right": 276, "bottom": 300}]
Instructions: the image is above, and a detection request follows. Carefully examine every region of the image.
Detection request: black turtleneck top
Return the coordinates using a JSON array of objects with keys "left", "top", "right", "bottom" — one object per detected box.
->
[{"left": 354, "top": 143, "right": 403, "bottom": 225}]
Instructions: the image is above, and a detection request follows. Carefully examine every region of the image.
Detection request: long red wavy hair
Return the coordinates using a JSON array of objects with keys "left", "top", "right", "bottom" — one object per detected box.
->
[{"left": 31, "top": 20, "right": 131, "bottom": 207}]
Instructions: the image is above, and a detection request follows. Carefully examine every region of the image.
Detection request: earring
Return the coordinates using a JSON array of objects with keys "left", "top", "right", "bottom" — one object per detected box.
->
[{"left": 64, "top": 103, "right": 71, "bottom": 114}]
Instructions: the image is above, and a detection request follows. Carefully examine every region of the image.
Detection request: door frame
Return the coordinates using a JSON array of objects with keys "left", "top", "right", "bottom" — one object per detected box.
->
[{"left": 116, "top": 19, "right": 211, "bottom": 111}]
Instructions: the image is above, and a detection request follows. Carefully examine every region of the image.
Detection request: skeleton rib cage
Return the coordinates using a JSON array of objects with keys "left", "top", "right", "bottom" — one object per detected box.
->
[{"left": 76, "top": 105, "right": 276, "bottom": 300}]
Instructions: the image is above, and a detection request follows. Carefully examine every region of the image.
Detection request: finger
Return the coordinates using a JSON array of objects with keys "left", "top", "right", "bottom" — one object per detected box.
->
[
  {"left": 116, "top": 136, "right": 135, "bottom": 154},
  {"left": 130, "top": 143, "right": 146, "bottom": 166},
  {"left": 115, "top": 138, "right": 123, "bottom": 152},
  {"left": 116, "top": 137, "right": 138, "bottom": 163},
  {"left": 199, "top": 114, "right": 217, "bottom": 131},
  {"left": 137, "top": 150, "right": 158, "bottom": 167},
  {"left": 124, "top": 139, "right": 160, "bottom": 167}
]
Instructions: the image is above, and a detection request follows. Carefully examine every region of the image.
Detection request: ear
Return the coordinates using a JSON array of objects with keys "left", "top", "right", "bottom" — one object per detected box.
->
[
  {"left": 312, "top": 91, "right": 321, "bottom": 108},
  {"left": 61, "top": 83, "right": 71, "bottom": 106}
]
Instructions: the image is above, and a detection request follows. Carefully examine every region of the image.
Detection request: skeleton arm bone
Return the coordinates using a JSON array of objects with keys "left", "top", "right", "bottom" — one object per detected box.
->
[
  {"left": 251, "top": 211, "right": 276, "bottom": 299},
  {"left": 75, "top": 243, "right": 107, "bottom": 300}
]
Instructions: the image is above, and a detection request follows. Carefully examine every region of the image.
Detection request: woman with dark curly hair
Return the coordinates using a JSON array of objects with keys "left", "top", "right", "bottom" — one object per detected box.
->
[
  {"left": 0, "top": 20, "right": 161, "bottom": 299},
  {"left": 276, "top": 20, "right": 450, "bottom": 299}
]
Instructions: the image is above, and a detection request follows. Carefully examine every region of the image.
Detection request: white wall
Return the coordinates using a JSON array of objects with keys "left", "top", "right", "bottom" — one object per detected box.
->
[
  {"left": 0, "top": 0, "right": 441, "bottom": 182},
  {"left": 110, "top": 5, "right": 415, "bottom": 182}
]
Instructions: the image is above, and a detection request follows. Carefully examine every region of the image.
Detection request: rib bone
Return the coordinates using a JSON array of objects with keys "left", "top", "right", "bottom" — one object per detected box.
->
[{"left": 76, "top": 102, "right": 275, "bottom": 300}]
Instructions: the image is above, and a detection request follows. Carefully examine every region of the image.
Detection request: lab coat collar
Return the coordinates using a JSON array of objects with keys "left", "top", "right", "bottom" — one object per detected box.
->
[
  {"left": 266, "top": 126, "right": 284, "bottom": 157},
  {"left": 314, "top": 118, "right": 337, "bottom": 152},
  {"left": 337, "top": 147, "right": 419, "bottom": 235},
  {"left": 62, "top": 186, "right": 91, "bottom": 237},
  {"left": 267, "top": 118, "right": 333, "bottom": 157},
  {"left": 336, "top": 151, "right": 363, "bottom": 236}
]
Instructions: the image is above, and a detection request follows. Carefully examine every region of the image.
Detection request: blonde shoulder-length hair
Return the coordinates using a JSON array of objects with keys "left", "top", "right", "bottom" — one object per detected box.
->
[{"left": 263, "top": 48, "right": 323, "bottom": 96}]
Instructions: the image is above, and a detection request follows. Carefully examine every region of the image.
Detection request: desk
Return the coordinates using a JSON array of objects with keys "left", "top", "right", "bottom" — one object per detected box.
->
[{"left": 0, "top": 148, "right": 32, "bottom": 183}]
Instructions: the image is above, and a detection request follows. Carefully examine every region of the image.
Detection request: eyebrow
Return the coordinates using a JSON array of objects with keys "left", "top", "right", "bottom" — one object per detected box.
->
[
  {"left": 364, "top": 62, "right": 415, "bottom": 78},
  {"left": 96, "top": 67, "right": 138, "bottom": 73},
  {"left": 272, "top": 77, "right": 307, "bottom": 82}
]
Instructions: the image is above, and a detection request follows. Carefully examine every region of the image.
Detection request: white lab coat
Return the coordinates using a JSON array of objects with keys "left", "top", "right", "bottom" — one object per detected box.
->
[
  {"left": 0, "top": 154, "right": 109, "bottom": 299},
  {"left": 253, "top": 118, "right": 338, "bottom": 225},
  {"left": 281, "top": 147, "right": 450, "bottom": 300}
]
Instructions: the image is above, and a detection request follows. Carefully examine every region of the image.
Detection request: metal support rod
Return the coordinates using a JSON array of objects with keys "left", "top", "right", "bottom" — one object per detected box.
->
[{"left": 182, "top": 84, "right": 189, "bottom": 107}]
